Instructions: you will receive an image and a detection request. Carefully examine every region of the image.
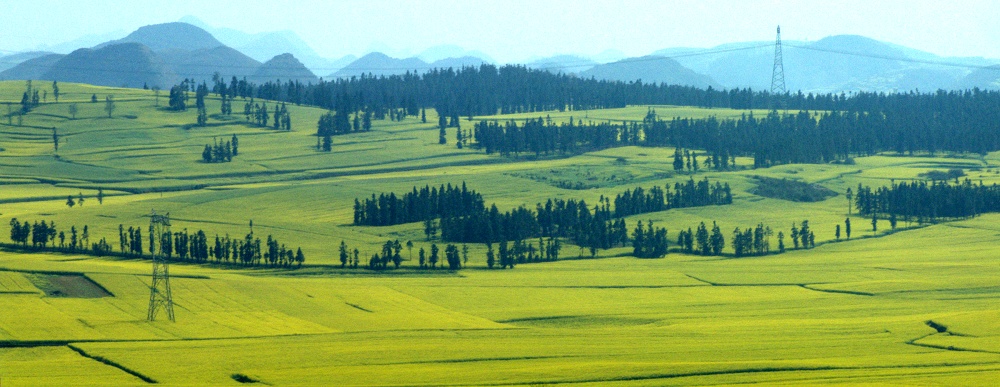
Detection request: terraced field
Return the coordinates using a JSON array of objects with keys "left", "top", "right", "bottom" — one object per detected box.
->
[{"left": 2, "top": 81, "right": 1000, "bottom": 385}]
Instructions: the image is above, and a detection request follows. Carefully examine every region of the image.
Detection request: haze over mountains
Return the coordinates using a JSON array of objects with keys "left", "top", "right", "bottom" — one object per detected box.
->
[{"left": 2, "top": 18, "right": 999, "bottom": 92}]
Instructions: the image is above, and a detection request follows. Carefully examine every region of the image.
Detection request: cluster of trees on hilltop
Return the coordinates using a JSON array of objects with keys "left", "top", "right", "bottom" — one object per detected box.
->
[
  {"left": 353, "top": 183, "right": 485, "bottom": 227},
  {"left": 613, "top": 178, "right": 732, "bottom": 218},
  {"left": 854, "top": 180, "right": 1000, "bottom": 222}
]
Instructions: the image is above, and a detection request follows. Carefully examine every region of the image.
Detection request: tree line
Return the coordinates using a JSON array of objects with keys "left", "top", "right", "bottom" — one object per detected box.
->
[
  {"left": 356, "top": 179, "right": 732, "bottom": 257},
  {"left": 193, "top": 66, "right": 1000, "bottom": 165},
  {"left": 202, "top": 65, "right": 1000, "bottom": 120},
  {"left": 353, "top": 183, "right": 485, "bottom": 227},
  {"left": 854, "top": 180, "right": 1000, "bottom": 223},
  {"left": 5, "top": 218, "right": 304, "bottom": 268},
  {"left": 118, "top": 224, "right": 305, "bottom": 268},
  {"left": 613, "top": 178, "right": 732, "bottom": 218}
]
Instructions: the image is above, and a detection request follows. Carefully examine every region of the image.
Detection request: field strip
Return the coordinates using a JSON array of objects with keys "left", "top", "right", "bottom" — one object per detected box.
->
[
  {"left": 683, "top": 273, "right": 822, "bottom": 287},
  {"left": 66, "top": 344, "right": 157, "bottom": 384},
  {"left": 455, "top": 361, "right": 1000, "bottom": 386},
  {"left": 682, "top": 274, "right": 876, "bottom": 297},
  {"left": 0, "top": 327, "right": 516, "bottom": 350},
  {"left": 798, "top": 284, "right": 874, "bottom": 296}
]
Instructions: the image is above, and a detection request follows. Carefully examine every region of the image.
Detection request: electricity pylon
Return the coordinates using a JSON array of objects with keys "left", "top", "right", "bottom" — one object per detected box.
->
[
  {"left": 771, "top": 25, "right": 788, "bottom": 112},
  {"left": 147, "top": 210, "right": 174, "bottom": 322}
]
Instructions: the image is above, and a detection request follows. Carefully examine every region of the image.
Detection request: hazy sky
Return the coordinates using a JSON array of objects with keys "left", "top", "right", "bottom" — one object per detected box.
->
[{"left": 2, "top": 0, "right": 998, "bottom": 63}]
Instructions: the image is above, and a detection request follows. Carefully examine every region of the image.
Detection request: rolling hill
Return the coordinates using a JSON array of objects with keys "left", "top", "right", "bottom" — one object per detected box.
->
[
  {"left": 330, "top": 52, "right": 428, "bottom": 78},
  {"left": 580, "top": 56, "right": 721, "bottom": 88},
  {"left": 97, "top": 22, "right": 224, "bottom": 52},
  {"left": 0, "top": 51, "right": 56, "bottom": 73},
  {"left": 2, "top": 80, "right": 1000, "bottom": 385},
  {"left": 958, "top": 65, "right": 1000, "bottom": 89},
  {"left": 526, "top": 55, "right": 597, "bottom": 74},
  {"left": 40, "top": 43, "right": 172, "bottom": 88},
  {"left": 251, "top": 53, "right": 319, "bottom": 84},
  {"left": 428, "top": 56, "right": 489, "bottom": 70},
  {"left": 158, "top": 45, "right": 261, "bottom": 82},
  {"left": 0, "top": 53, "right": 65, "bottom": 81}
]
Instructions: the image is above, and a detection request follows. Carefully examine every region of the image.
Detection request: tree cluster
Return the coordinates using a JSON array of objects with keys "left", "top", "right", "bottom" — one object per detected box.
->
[
  {"left": 854, "top": 180, "right": 1000, "bottom": 222},
  {"left": 676, "top": 221, "right": 726, "bottom": 256},
  {"left": 353, "top": 182, "right": 485, "bottom": 227},
  {"left": 789, "top": 220, "right": 816, "bottom": 250},
  {"left": 202, "top": 135, "right": 239, "bottom": 163},
  {"left": 612, "top": 178, "right": 732, "bottom": 218},
  {"left": 20, "top": 80, "right": 40, "bottom": 113},
  {"left": 487, "top": 237, "right": 562, "bottom": 269},
  {"left": 730, "top": 223, "right": 774, "bottom": 257},
  {"left": 168, "top": 84, "right": 190, "bottom": 111},
  {"left": 631, "top": 220, "right": 669, "bottom": 258}
]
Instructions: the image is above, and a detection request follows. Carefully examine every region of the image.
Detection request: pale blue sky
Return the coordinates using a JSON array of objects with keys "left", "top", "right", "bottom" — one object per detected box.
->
[{"left": 2, "top": 0, "right": 997, "bottom": 62}]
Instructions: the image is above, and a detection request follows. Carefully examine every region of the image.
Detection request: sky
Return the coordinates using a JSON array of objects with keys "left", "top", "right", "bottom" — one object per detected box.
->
[{"left": 2, "top": 0, "right": 998, "bottom": 63}]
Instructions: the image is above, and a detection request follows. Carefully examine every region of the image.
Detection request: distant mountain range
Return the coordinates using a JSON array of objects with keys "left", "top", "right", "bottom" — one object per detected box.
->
[
  {"left": 580, "top": 56, "right": 721, "bottom": 89},
  {"left": 2, "top": 20, "right": 999, "bottom": 92},
  {"left": 659, "top": 35, "right": 1000, "bottom": 92},
  {"left": 328, "top": 52, "right": 491, "bottom": 79},
  {"left": 1, "top": 22, "right": 317, "bottom": 88},
  {"left": 177, "top": 16, "right": 354, "bottom": 76}
]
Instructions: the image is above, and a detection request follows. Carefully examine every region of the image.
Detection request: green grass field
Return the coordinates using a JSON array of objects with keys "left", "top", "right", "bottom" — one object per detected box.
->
[{"left": 2, "top": 81, "right": 1000, "bottom": 385}]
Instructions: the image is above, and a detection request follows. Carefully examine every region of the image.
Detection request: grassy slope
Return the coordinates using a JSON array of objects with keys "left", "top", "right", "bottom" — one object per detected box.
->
[{"left": 2, "top": 81, "right": 1000, "bottom": 385}]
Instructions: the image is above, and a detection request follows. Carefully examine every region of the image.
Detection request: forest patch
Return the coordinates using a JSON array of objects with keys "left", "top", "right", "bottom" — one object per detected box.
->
[
  {"left": 918, "top": 168, "right": 965, "bottom": 181},
  {"left": 750, "top": 176, "right": 837, "bottom": 202},
  {"left": 509, "top": 162, "right": 669, "bottom": 190}
]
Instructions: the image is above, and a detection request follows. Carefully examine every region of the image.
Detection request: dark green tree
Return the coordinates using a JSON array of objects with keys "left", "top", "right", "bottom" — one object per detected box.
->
[
  {"left": 339, "top": 240, "right": 348, "bottom": 267},
  {"left": 429, "top": 243, "right": 439, "bottom": 268}
]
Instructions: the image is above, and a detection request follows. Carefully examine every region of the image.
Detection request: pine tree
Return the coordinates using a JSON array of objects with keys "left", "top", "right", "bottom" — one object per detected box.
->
[{"left": 429, "top": 244, "right": 439, "bottom": 268}]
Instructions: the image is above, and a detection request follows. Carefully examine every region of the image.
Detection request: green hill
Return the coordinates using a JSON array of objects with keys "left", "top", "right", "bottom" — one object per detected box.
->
[{"left": 2, "top": 81, "right": 1000, "bottom": 385}]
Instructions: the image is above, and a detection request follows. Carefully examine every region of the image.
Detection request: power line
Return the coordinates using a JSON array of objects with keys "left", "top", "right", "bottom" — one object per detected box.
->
[{"left": 784, "top": 44, "right": 1000, "bottom": 71}]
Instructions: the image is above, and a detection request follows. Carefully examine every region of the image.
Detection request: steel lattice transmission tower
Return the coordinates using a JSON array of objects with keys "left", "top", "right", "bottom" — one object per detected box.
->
[
  {"left": 147, "top": 210, "right": 175, "bottom": 322},
  {"left": 771, "top": 25, "right": 787, "bottom": 111}
]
